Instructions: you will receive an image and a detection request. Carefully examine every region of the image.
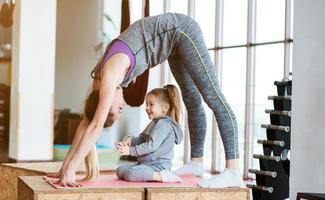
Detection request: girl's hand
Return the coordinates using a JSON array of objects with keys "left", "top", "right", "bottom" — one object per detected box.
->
[
  {"left": 116, "top": 142, "right": 131, "bottom": 156},
  {"left": 122, "top": 137, "right": 132, "bottom": 146}
]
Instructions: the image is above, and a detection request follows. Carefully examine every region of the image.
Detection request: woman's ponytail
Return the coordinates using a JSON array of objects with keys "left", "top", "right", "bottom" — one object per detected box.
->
[{"left": 82, "top": 146, "right": 99, "bottom": 181}]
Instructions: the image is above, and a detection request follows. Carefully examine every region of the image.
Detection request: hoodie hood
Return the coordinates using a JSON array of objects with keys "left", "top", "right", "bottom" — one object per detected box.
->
[{"left": 154, "top": 116, "right": 183, "bottom": 144}]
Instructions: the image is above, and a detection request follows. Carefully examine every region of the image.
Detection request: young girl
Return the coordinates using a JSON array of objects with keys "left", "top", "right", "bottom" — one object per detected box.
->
[{"left": 116, "top": 84, "right": 183, "bottom": 182}]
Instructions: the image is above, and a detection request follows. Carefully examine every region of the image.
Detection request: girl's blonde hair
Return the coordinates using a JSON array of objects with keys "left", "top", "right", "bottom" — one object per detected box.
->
[{"left": 147, "top": 84, "right": 182, "bottom": 123}]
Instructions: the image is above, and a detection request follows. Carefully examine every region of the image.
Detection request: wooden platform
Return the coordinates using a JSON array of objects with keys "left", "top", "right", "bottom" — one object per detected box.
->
[
  {"left": 146, "top": 187, "right": 250, "bottom": 200},
  {"left": 0, "top": 162, "right": 116, "bottom": 200},
  {"left": 18, "top": 176, "right": 250, "bottom": 200},
  {"left": 19, "top": 176, "right": 144, "bottom": 200}
]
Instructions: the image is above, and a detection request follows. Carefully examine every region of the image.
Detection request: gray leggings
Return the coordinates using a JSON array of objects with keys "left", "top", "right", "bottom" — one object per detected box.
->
[
  {"left": 116, "top": 164, "right": 161, "bottom": 182},
  {"left": 168, "top": 19, "right": 239, "bottom": 160}
]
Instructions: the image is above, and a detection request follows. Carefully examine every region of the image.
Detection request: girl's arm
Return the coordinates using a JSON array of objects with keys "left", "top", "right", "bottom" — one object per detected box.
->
[
  {"left": 129, "top": 120, "right": 172, "bottom": 156},
  {"left": 129, "top": 121, "right": 155, "bottom": 146},
  {"left": 55, "top": 54, "right": 130, "bottom": 186}
]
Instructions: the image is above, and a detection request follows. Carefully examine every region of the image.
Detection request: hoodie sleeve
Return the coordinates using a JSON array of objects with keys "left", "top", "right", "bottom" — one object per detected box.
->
[
  {"left": 130, "top": 121, "right": 155, "bottom": 146},
  {"left": 130, "top": 119, "right": 171, "bottom": 157},
  {"left": 130, "top": 133, "right": 146, "bottom": 146}
]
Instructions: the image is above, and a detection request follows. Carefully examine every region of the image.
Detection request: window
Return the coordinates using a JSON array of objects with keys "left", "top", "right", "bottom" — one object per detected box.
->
[{"left": 223, "top": 0, "right": 247, "bottom": 46}]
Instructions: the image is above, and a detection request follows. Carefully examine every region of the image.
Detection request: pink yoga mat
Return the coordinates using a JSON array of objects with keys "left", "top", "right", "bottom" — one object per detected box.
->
[{"left": 44, "top": 174, "right": 201, "bottom": 189}]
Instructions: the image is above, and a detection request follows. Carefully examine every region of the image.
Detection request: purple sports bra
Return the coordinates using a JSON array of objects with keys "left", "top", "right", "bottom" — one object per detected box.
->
[{"left": 99, "top": 39, "right": 136, "bottom": 81}]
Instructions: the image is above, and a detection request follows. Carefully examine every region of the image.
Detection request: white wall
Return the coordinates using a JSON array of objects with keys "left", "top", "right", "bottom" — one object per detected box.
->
[
  {"left": 290, "top": 0, "right": 325, "bottom": 198},
  {"left": 55, "top": 0, "right": 102, "bottom": 112},
  {"left": 9, "top": 0, "right": 56, "bottom": 160}
]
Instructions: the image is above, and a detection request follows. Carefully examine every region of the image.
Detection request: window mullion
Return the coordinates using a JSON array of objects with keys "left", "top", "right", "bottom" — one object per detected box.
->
[
  {"left": 182, "top": 0, "right": 195, "bottom": 164},
  {"left": 188, "top": 0, "right": 195, "bottom": 18},
  {"left": 160, "top": 0, "right": 171, "bottom": 86},
  {"left": 211, "top": 0, "right": 224, "bottom": 172},
  {"left": 163, "top": 0, "right": 171, "bottom": 12},
  {"left": 284, "top": 0, "right": 294, "bottom": 78},
  {"left": 244, "top": 0, "right": 257, "bottom": 178}
]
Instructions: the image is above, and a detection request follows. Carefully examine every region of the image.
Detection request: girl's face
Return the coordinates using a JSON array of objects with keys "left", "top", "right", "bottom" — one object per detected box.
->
[{"left": 145, "top": 94, "right": 169, "bottom": 120}]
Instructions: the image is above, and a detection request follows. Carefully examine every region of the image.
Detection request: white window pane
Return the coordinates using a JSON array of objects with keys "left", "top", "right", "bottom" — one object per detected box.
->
[
  {"left": 103, "top": 0, "right": 122, "bottom": 40},
  {"left": 150, "top": 0, "right": 164, "bottom": 16},
  {"left": 255, "top": 44, "right": 284, "bottom": 89},
  {"left": 238, "top": 122, "right": 246, "bottom": 173},
  {"left": 256, "top": 0, "right": 286, "bottom": 42},
  {"left": 130, "top": 0, "right": 143, "bottom": 23},
  {"left": 223, "top": 0, "right": 248, "bottom": 46},
  {"left": 170, "top": 0, "right": 188, "bottom": 15},
  {"left": 252, "top": 124, "right": 265, "bottom": 170},
  {"left": 195, "top": 0, "right": 216, "bottom": 48},
  {"left": 221, "top": 48, "right": 247, "bottom": 88},
  {"left": 203, "top": 104, "right": 214, "bottom": 170},
  {"left": 209, "top": 51, "right": 215, "bottom": 66},
  {"left": 252, "top": 44, "right": 284, "bottom": 170},
  {"left": 221, "top": 47, "right": 246, "bottom": 171}
]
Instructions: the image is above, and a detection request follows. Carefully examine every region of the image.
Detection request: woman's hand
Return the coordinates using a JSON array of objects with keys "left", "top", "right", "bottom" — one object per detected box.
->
[
  {"left": 51, "top": 167, "right": 81, "bottom": 187},
  {"left": 47, "top": 169, "right": 63, "bottom": 178},
  {"left": 116, "top": 142, "right": 131, "bottom": 156}
]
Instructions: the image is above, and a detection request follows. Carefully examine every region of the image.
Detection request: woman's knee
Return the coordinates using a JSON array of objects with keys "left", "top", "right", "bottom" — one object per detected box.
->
[{"left": 183, "top": 95, "right": 204, "bottom": 112}]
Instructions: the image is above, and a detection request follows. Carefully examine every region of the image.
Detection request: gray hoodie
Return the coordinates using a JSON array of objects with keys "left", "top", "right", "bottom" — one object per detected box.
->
[{"left": 129, "top": 117, "right": 183, "bottom": 169}]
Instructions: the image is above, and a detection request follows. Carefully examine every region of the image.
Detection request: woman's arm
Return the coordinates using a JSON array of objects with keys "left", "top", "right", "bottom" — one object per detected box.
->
[
  {"left": 50, "top": 78, "right": 99, "bottom": 178},
  {"left": 48, "top": 117, "right": 89, "bottom": 178},
  {"left": 55, "top": 53, "right": 130, "bottom": 186}
]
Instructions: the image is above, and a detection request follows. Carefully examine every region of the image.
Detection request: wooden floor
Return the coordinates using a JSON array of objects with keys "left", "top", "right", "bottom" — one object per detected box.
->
[{"left": 19, "top": 176, "right": 250, "bottom": 200}]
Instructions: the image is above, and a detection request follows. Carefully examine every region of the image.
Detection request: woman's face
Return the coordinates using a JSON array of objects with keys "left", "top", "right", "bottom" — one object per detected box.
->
[{"left": 109, "top": 87, "right": 126, "bottom": 122}]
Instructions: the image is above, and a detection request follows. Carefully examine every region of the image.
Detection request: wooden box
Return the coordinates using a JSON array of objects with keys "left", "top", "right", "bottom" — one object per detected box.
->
[
  {"left": 18, "top": 176, "right": 144, "bottom": 200},
  {"left": 146, "top": 187, "right": 250, "bottom": 200},
  {"left": 0, "top": 162, "right": 115, "bottom": 200}
]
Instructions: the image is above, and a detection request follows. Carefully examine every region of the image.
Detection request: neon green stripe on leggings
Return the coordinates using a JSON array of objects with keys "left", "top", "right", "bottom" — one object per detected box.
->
[{"left": 180, "top": 31, "right": 237, "bottom": 158}]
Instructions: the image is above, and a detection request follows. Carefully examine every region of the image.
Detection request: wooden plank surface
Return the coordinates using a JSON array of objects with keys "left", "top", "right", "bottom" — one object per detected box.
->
[
  {"left": 18, "top": 175, "right": 250, "bottom": 200},
  {"left": 146, "top": 187, "right": 250, "bottom": 200},
  {"left": 19, "top": 176, "right": 144, "bottom": 200}
]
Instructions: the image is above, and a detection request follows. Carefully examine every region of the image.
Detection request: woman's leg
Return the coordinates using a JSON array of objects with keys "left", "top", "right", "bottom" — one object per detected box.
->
[
  {"left": 169, "top": 56, "right": 207, "bottom": 158},
  {"left": 176, "top": 21, "right": 239, "bottom": 162},
  {"left": 174, "top": 19, "right": 242, "bottom": 188},
  {"left": 168, "top": 56, "right": 205, "bottom": 176}
]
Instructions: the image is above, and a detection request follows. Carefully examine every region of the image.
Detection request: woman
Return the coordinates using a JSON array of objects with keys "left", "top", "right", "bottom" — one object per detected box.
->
[{"left": 52, "top": 13, "right": 242, "bottom": 188}]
